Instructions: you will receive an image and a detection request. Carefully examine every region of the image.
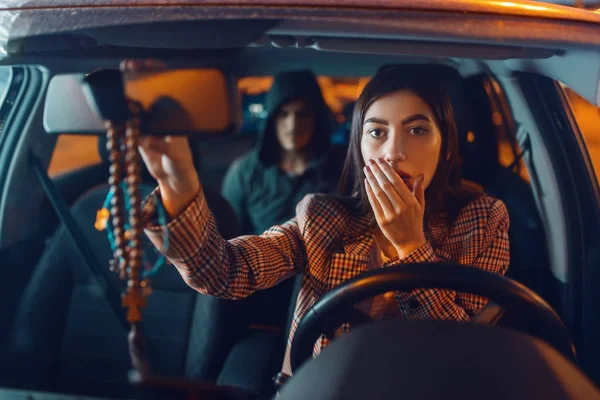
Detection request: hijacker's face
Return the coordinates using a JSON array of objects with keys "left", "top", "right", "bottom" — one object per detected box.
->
[
  {"left": 275, "top": 99, "right": 315, "bottom": 152},
  {"left": 360, "top": 90, "right": 442, "bottom": 191}
]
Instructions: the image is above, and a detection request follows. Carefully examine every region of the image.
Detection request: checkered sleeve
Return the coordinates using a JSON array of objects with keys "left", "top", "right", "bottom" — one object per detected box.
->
[
  {"left": 394, "top": 198, "right": 510, "bottom": 321},
  {"left": 454, "top": 198, "right": 510, "bottom": 314},
  {"left": 143, "top": 186, "right": 307, "bottom": 299}
]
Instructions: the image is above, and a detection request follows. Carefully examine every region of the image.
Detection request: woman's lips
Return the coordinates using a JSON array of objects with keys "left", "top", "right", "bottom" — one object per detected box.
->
[
  {"left": 394, "top": 168, "right": 412, "bottom": 179},
  {"left": 394, "top": 169, "right": 413, "bottom": 190}
]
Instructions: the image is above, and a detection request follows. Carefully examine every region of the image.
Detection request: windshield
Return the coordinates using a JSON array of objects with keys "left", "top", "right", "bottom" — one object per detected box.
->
[{"left": 1, "top": 4, "right": 599, "bottom": 400}]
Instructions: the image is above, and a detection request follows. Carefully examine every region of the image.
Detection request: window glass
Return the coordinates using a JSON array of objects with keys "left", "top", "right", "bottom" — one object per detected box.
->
[
  {"left": 486, "top": 77, "right": 530, "bottom": 182},
  {"left": 561, "top": 84, "right": 600, "bottom": 182},
  {"left": 0, "top": 67, "right": 10, "bottom": 102},
  {"left": 237, "top": 76, "right": 368, "bottom": 145},
  {"left": 47, "top": 135, "right": 102, "bottom": 177},
  {"left": 0, "top": 67, "right": 23, "bottom": 138}
]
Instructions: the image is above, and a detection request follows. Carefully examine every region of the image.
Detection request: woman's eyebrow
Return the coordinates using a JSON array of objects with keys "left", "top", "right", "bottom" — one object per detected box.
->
[
  {"left": 401, "top": 114, "right": 433, "bottom": 124},
  {"left": 363, "top": 117, "right": 388, "bottom": 126}
]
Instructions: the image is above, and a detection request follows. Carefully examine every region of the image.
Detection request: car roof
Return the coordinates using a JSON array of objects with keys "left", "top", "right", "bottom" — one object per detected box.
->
[
  {"left": 1, "top": 0, "right": 599, "bottom": 106},
  {"left": 2, "top": 0, "right": 600, "bottom": 24},
  {"left": 2, "top": 1, "right": 599, "bottom": 54}
]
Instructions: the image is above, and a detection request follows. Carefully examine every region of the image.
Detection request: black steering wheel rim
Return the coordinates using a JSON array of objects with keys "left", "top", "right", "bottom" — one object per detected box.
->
[{"left": 290, "top": 262, "right": 575, "bottom": 373}]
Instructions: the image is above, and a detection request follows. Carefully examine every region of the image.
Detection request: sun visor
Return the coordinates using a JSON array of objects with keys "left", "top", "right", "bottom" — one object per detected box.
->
[
  {"left": 80, "top": 20, "right": 277, "bottom": 50},
  {"left": 0, "top": 5, "right": 279, "bottom": 57}
]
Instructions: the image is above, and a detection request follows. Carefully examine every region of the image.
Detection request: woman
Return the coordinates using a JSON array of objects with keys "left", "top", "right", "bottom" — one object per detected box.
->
[{"left": 140, "top": 67, "right": 510, "bottom": 376}]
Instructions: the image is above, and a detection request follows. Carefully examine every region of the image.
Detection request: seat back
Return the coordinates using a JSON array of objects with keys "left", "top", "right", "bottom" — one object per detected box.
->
[
  {"left": 460, "top": 74, "right": 548, "bottom": 290},
  {"left": 190, "top": 135, "right": 257, "bottom": 193},
  {"left": 8, "top": 136, "right": 244, "bottom": 398}
]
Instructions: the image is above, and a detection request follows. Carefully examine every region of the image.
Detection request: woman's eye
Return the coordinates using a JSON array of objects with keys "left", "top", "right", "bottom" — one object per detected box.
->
[
  {"left": 368, "top": 128, "right": 386, "bottom": 138},
  {"left": 409, "top": 126, "right": 427, "bottom": 136}
]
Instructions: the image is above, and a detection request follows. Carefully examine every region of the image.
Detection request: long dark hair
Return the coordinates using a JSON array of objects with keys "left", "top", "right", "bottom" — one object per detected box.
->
[{"left": 337, "top": 66, "right": 480, "bottom": 227}]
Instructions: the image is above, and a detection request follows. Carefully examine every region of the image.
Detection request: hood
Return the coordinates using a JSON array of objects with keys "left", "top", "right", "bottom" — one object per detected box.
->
[{"left": 258, "top": 70, "right": 334, "bottom": 166}]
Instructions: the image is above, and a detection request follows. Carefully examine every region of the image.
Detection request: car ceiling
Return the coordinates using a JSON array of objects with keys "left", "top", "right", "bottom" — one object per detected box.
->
[
  {"left": 0, "top": 7, "right": 599, "bottom": 106},
  {"left": 3, "top": 0, "right": 600, "bottom": 24}
]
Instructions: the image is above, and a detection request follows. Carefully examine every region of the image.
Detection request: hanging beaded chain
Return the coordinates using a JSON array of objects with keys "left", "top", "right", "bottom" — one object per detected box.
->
[
  {"left": 105, "top": 102, "right": 147, "bottom": 324},
  {"left": 95, "top": 59, "right": 171, "bottom": 326},
  {"left": 122, "top": 101, "right": 147, "bottom": 324},
  {"left": 106, "top": 121, "right": 128, "bottom": 280}
]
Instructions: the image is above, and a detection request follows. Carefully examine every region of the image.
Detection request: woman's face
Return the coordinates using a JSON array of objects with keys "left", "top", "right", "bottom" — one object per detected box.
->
[{"left": 360, "top": 89, "right": 443, "bottom": 191}]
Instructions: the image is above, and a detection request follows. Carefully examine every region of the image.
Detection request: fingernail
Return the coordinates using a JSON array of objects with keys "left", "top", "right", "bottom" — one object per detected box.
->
[
  {"left": 364, "top": 165, "right": 371, "bottom": 173},
  {"left": 368, "top": 159, "right": 375, "bottom": 165},
  {"left": 377, "top": 158, "right": 384, "bottom": 164}
]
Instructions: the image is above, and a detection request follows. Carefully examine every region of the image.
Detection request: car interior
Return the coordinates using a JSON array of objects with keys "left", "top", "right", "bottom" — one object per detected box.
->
[{"left": 0, "top": 3, "right": 600, "bottom": 400}]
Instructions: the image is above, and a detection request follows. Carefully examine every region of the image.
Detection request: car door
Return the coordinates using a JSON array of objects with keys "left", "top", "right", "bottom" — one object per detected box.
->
[{"left": 515, "top": 72, "right": 600, "bottom": 384}]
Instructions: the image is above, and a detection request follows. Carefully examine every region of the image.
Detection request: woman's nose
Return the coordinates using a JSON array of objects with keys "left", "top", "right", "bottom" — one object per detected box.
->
[
  {"left": 384, "top": 153, "right": 407, "bottom": 166},
  {"left": 384, "top": 135, "right": 407, "bottom": 164},
  {"left": 384, "top": 147, "right": 407, "bottom": 164}
]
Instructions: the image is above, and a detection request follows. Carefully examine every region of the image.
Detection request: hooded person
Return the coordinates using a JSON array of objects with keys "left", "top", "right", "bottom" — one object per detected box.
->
[{"left": 222, "top": 70, "right": 341, "bottom": 235}]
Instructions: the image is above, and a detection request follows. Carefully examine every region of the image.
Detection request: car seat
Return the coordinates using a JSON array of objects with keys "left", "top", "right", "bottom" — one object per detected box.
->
[
  {"left": 214, "top": 122, "right": 349, "bottom": 398},
  {"left": 5, "top": 136, "right": 247, "bottom": 398},
  {"left": 460, "top": 74, "right": 549, "bottom": 292}
]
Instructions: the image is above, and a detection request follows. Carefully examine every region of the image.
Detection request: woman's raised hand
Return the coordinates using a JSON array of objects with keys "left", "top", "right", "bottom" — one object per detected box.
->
[{"left": 138, "top": 136, "right": 200, "bottom": 219}]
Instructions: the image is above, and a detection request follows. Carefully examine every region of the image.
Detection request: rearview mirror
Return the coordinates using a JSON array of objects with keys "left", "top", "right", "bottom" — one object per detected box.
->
[{"left": 44, "top": 68, "right": 239, "bottom": 136}]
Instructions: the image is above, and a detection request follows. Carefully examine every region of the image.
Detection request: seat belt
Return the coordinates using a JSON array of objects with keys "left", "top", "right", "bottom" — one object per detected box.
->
[
  {"left": 514, "top": 123, "right": 545, "bottom": 198},
  {"left": 30, "top": 151, "right": 129, "bottom": 332}
]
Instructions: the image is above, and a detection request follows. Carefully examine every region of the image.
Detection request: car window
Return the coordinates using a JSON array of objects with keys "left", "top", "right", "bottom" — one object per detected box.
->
[
  {"left": 47, "top": 135, "right": 102, "bottom": 177},
  {"left": 486, "top": 77, "right": 530, "bottom": 182},
  {"left": 0, "top": 67, "right": 9, "bottom": 103},
  {"left": 0, "top": 66, "right": 21, "bottom": 137},
  {"left": 0, "top": 67, "right": 10, "bottom": 136},
  {"left": 237, "top": 76, "right": 368, "bottom": 145},
  {"left": 560, "top": 85, "right": 600, "bottom": 183}
]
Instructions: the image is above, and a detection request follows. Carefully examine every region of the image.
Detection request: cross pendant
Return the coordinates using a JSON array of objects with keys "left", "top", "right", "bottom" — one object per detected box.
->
[{"left": 122, "top": 287, "right": 147, "bottom": 323}]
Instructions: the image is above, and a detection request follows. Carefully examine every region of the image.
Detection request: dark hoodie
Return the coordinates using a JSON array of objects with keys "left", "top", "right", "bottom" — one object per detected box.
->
[{"left": 221, "top": 70, "right": 343, "bottom": 235}]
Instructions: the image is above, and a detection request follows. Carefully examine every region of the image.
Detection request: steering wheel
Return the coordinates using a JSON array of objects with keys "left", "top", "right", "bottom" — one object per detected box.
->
[{"left": 290, "top": 262, "right": 575, "bottom": 373}]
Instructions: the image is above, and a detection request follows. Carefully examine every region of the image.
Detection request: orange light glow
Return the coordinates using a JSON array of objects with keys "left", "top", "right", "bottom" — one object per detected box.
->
[
  {"left": 496, "top": 2, "right": 548, "bottom": 12},
  {"left": 467, "top": 131, "right": 476, "bottom": 143},
  {"left": 238, "top": 76, "right": 368, "bottom": 114},
  {"left": 492, "top": 112, "right": 503, "bottom": 126}
]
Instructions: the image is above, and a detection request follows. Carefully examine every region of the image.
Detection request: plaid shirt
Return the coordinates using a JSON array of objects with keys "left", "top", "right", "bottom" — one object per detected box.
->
[{"left": 144, "top": 188, "right": 510, "bottom": 375}]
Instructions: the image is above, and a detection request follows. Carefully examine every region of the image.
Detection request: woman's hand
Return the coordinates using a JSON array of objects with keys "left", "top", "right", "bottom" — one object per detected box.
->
[
  {"left": 364, "top": 158, "right": 426, "bottom": 259},
  {"left": 138, "top": 136, "right": 200, "bottom": 219}
]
